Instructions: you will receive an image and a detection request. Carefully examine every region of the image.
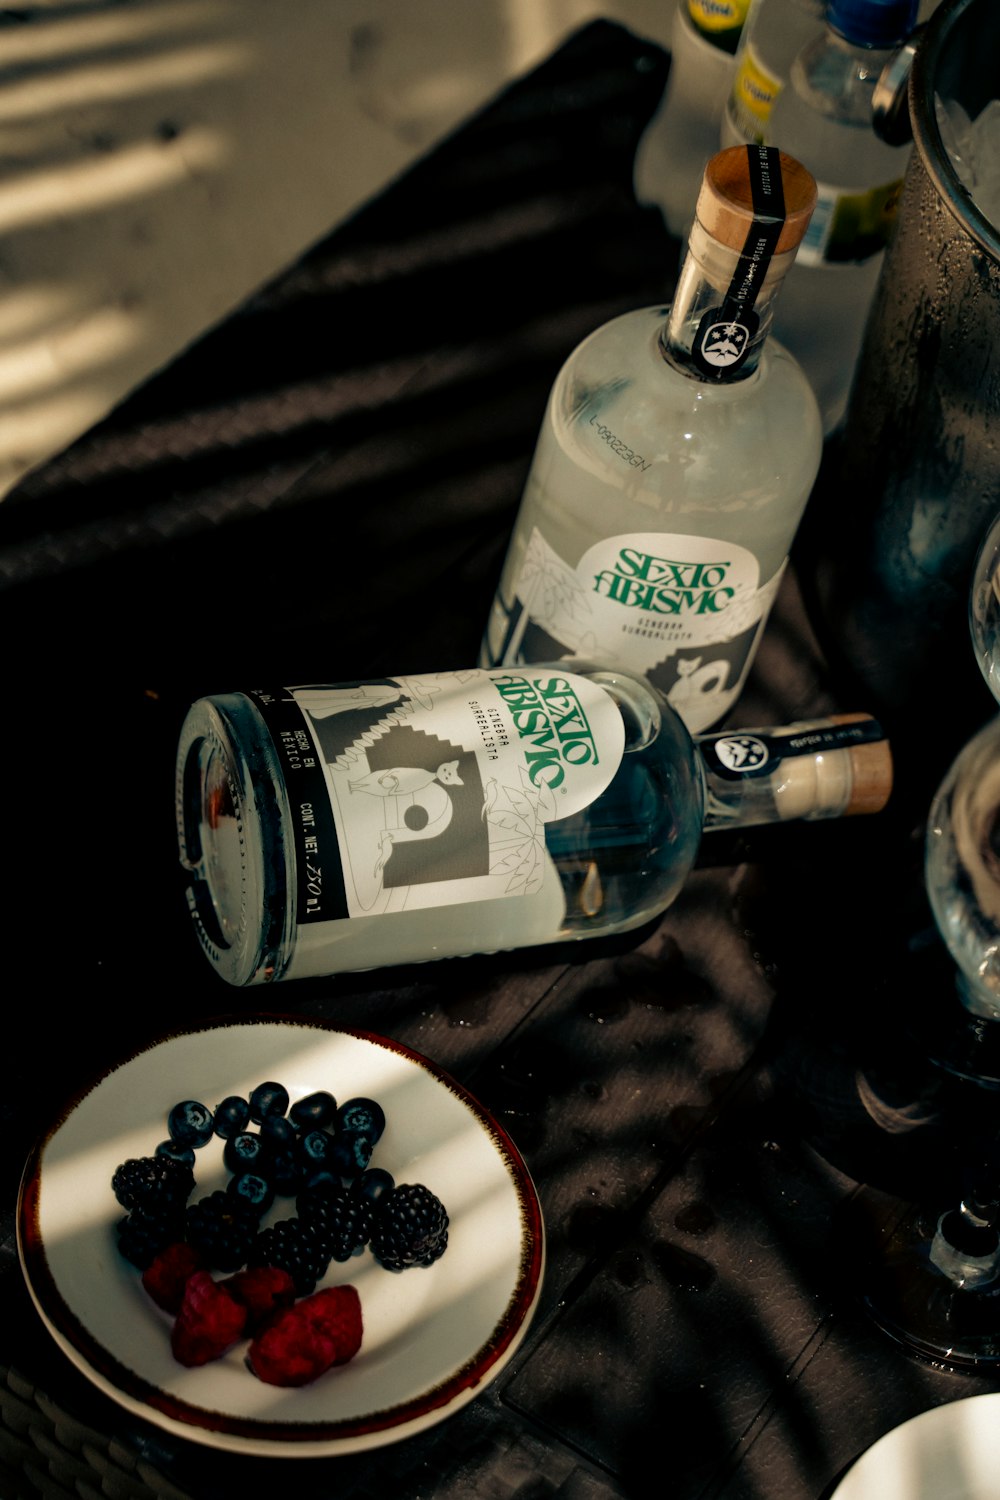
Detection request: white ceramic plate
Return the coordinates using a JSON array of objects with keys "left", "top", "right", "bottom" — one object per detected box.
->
[
  {"left": 831, "top": 1393, "right": 1000, "bottom": 1500},
  {"left": 17, "top": 1017, "right": 545, "bottom": 1456}
]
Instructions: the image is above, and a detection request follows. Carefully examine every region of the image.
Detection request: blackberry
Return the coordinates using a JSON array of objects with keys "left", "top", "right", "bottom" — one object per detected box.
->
[
  {"left": 297, "top": 1184, "right": 373, "bottom": 1262},
  {"left": 251, "top": 1217, "right": 331, "bottom": 1296},
  {"left": 184, "top": 1191, "right": 259, "bottom": 1272},
  {"left": 116, "top": 1203, "right": 185, "bottom": 1270},
  {"left": 111, "top": 1155, "right": 195, "bottom": 1213},
  {"left": 370, "top": 1183, "right": 449, "bottom": 1271}
]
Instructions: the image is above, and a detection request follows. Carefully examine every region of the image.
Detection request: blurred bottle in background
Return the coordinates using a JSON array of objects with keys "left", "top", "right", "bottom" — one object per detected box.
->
[
  {"left": 634, "top": 0, "right": 751, "bottom": 239},
  {"left": 721, "top": 0, "right": 827, "bottom": 148},
  {"left": 762, "top": 0, "right": 919, "bottom": 436}
]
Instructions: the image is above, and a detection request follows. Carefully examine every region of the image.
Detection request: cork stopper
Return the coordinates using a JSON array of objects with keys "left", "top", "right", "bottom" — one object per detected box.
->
[
  {"left": 695, "top": 146, "right": 817, "bottom": 255},
  {"left": 830, "top": 713, "right": 894, "bottom": 816}
]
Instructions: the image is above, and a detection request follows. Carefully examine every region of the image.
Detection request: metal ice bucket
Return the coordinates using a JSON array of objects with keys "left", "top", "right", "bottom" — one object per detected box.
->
[{"left": 806, "top": 0, "right": 1000, "bottom": 765}]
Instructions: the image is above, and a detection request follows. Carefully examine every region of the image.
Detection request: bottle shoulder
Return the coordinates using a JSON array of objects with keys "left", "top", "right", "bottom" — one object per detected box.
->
[
  {"left": 548, "top": 306, "right": 820, "bottom": 427},
  {"left": 532, "top": 314, "right": 822, "bottom": 537}
]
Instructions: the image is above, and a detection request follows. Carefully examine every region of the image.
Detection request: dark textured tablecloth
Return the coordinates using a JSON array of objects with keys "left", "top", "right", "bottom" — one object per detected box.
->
[{"left": 1, "top": 20, "right": 997, "bottom": 1500}]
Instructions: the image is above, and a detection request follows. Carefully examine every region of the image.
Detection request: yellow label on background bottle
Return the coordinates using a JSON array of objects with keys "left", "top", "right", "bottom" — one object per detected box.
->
[
  {"left": 727, "top": 41, "right": 783, "bottom": 143},
  {"left": 687, "top": 0, "right": 750, "bottom": 53}
]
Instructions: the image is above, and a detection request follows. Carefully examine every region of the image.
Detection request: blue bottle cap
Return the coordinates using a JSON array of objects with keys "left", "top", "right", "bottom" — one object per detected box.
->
[{"left": 828, "top": 0, "right": 918, "bottom": 46}]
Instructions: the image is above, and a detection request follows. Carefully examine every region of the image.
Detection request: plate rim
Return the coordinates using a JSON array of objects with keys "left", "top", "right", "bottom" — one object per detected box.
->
[
  {"left": 17, "top": 1012, "right": 545, "bottom": 1456},
  {"left": 830, "top": 1391, "right": 1000, "bottom": 1500}
]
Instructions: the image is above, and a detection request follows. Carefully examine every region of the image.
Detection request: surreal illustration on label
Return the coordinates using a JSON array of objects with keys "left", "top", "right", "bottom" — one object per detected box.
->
[{"left": 281, "top": 670, "right": 622, "bottom": 923}]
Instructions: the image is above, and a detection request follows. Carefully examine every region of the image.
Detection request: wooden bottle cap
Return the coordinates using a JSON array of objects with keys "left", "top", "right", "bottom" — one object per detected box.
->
[
  {"left": 831, "top": 713, "right": 894, "bottom": 816},
  {"left": 695, "top": 146, "right": 817, "bottom": 255}
]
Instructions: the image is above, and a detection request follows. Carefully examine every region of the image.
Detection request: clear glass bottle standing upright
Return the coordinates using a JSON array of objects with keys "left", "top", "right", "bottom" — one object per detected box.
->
[
  {"left": 634, "top": 0, "right": 751, "bottom": 240},
  {"left": 480, "top": 145, "right": 822, "bottom": 736},
  {"left": 175, "top": 660, "right": 892, "bottom": 986},
  {"left": 763, "top": 0, "right": 918, "bottom": 435},
  {"left": 720, "top": 0, "right": 827, "bottom": 148}
]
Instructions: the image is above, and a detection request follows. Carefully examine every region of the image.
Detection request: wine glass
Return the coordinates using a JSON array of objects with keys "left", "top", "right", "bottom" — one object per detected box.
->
[
  {"left": 970, "top": 507, "right": 1000, "bottom": 704},
  {"left": 853, "top": 509, "right": 1000, "bottom": 1370}
]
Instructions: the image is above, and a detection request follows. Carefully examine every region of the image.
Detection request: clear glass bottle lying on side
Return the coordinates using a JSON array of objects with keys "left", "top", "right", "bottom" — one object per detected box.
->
[
  {"left": 175, "top": 661, "right": 892, "bottom": 986},
  {"left": 480, "top": 145, "right": 822, "bottom": 736}
]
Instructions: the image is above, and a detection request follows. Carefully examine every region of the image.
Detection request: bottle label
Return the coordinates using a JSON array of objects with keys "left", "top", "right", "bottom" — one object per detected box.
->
[
  {"left": 687, "top": 0, "right": 751, "bottom": 52},
  {"left": 500, "top": 527, "right": 784, "bottom": 733},
  {"left": 698, "top": 719, "right": 883, "bottom": 779},
  {"left": 691, "top": 144, "right": 785, "bottom": 379},
  {"left": 794, "top": 177, "right": 904, "bottom": 267},
  {"left": 249, "top": 670, "right": 624, "bottom": 926},
  {"left": 727, "top": 40, "right": 784, "bottom": 144}
]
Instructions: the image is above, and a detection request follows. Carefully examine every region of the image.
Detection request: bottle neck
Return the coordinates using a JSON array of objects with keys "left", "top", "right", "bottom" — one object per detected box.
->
[
  {"left": 792, "top": 25, "right": 897, "bottom": 124},
  {"left": 661, "top": 217, "right": 799, "bottom": 383},
  {"left": 694, "top": 716, "right": 892, "bottom": 831}
]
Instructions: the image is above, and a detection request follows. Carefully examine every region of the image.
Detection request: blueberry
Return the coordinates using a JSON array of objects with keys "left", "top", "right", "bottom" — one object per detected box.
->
[
  {"left": 353, "top": 1167, "right": 395, "bottom": 1204},
  {"left": 167, "top": 1100, "right": 215, "bottom": 1149},
  {"left": 213, "top": 1095, "right": 251, "bottom": 1139},
  {"left": 260, "top": 1113, "right": 297, "bottom": 1151},
  {"left": 155, "top": 1138, "right": 196, "bottom": 1168},
  {"left": 227, "top": 1171, "right": 274, "bottom": 1215},
  {"left": 329, "top": 1132, "right": 374, "bottom": 1178},
  {"left": 303, "top": 1167, "right": 339, "bottom": 1193},
  {"left": 248, "top": 1081, "right": 289, "bottom": 1123},
  {"left": 297, "top": 1129, "right": 334, "bottom": 1169},
  {"left": 335, "top": 1097, "right": 385, "bottom": 1144},
  {"left": 223, "top": 1131, "right": 267, "bottom": 1176},
  {"left": 289, "top": 1091, "right": 337, "bottom": 1131},
  {"left": 269, "top": 1149, "right": 305, "bottom": 1196}
]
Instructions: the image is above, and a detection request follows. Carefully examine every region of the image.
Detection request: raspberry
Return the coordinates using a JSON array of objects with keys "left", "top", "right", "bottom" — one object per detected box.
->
[
  {"left": 171, "top": 1271, "right": 247, "bottom": 1366},
  {"left": 112, "top": 1155, "right": 194, "bottom": 1212},
  {"left": 370, "top": 1183, "right": 449, "bottom": 1271},
  {"left": 222, "top": 1266, "right": 297, "bottom": 1333},
  {"left": 142, "top": 1242, "right": 206, "bottom": 1313},
  {"left": 247, "top": 1285, "right": 363, "bottom": 1386}
]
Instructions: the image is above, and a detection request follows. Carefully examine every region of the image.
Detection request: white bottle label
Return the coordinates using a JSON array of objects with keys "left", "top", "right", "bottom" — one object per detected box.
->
[
  {"left": 794, "top": 177, "right": 905, "bottom": 267},
  {"left": 258, "top": 668, "right": 624, "bottom": 928},
  {"left": 501, "top": 527, "right": 783, "bottom": 732}
]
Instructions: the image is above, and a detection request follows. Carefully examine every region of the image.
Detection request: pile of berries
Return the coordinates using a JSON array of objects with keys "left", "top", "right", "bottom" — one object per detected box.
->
[{"left": 111, "top": 1078, "right": 449, "bottom": 1385}]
